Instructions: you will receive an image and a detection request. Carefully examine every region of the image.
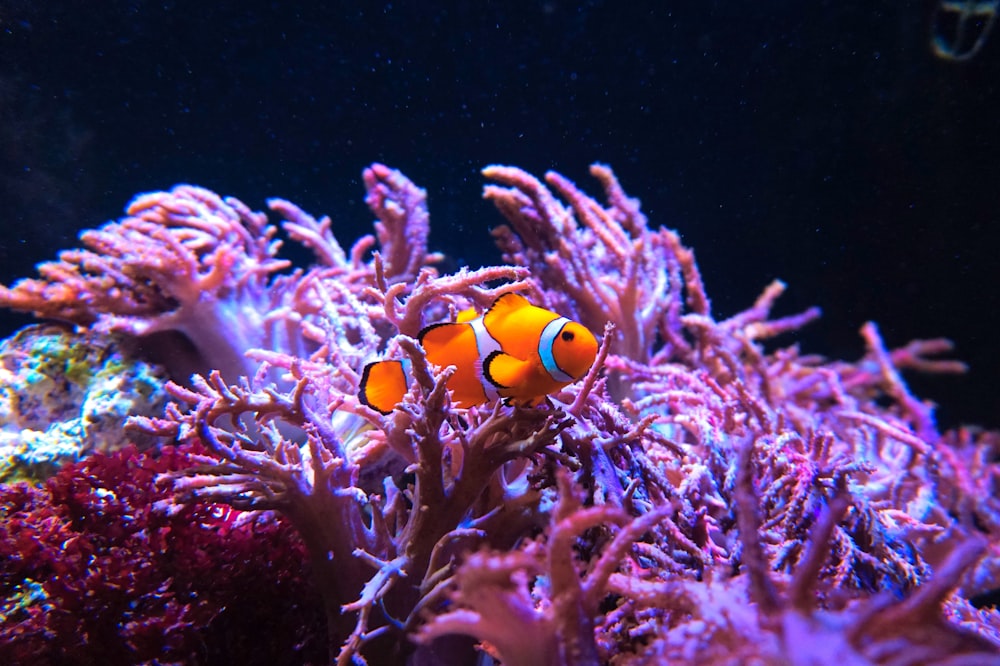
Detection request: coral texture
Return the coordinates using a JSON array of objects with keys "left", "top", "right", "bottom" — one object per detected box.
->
[
  {"left": 0, "top": 324, "right": 168, "bottom": 483},
  {"left": 1, "top": 163, "right": 999, "bottom": 665},
  {"left": 0, "top": 445, "right": 326, "bottom": 664}
]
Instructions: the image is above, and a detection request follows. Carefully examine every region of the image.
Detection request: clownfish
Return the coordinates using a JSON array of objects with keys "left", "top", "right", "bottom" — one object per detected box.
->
[{"left": 359, "top": 293, "right": 599, "bottom": 414}]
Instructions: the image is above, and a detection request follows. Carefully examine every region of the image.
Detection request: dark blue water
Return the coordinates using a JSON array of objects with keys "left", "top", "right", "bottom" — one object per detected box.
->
[{"left": 2, "top": 1, "right": 997, "bottom": 428}]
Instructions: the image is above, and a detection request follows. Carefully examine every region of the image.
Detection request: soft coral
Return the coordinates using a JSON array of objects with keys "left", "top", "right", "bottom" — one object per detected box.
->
[{"left": 0, "top": 445, "right": 325, "bottom": 665}]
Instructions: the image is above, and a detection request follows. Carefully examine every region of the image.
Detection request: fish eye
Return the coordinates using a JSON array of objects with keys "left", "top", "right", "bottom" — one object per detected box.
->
[{"left": 561, "top": 330, "right": 575, "bottom": 342}]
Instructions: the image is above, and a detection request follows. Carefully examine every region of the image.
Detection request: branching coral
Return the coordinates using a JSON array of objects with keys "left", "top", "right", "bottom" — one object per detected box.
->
[
  {"left": 0, "top": 185, "right": 290, "bottom": 383},
  {"left": 419, "top": 470, "right": 672, "bottom": 665},
  {"left": 485, "top": 164, "right": 691, "bottom": 369},
  {"left": 481, "top": 165, "right": 959, "bottom": 591},
  {"left": 0, "top": 164, "right": 436, "bottom": 385},
  {"left": 2, "top": 162, "right": 999, "bottom": 665},
  {"left": 134, "top": 289, "right": 576, "bottom": 663},
  {"left": 420, "top": 164, "right": 1000, "bottom": 664}
]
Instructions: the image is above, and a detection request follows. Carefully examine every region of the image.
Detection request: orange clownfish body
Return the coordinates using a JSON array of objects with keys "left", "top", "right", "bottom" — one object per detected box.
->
[{"left": 359, "top": 293, "right": 599, "bottom": 414}]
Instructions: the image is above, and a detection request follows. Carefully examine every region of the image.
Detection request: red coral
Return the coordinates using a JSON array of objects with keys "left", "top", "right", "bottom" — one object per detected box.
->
[{"left": 0, "top": 446, "right": 325, "bottom": 665}]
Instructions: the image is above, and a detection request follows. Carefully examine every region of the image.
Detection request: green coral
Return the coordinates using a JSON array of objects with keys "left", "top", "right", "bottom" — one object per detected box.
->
[
  {"left": 0, "top": 579, "right": 48, "bottom": 625},
  {"left": 0, "top": 325, "right": 169, "bottom": 484}
]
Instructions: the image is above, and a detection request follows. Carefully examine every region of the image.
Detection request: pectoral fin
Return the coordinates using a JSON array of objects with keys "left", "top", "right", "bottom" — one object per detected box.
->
[{"left": 483, "top": 350, "right": 532, "bottom": 390}]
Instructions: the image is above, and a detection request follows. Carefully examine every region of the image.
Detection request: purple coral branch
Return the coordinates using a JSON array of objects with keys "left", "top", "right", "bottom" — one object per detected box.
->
[
  {"left": 268, "top": 198, "right": 353, "bottom": 270},
  {"left": 569, "top": 320, "right": 615, "bottom": 417},
  {"left": 365, "top": 262, "right": 530, "bottom": 337},
  {"left": 858, "top": 321, "right": 939, "bottom": 443},
  {"left": 734, "top": 434, "right": 782, "bottom": 619},
  {"left": 1, "top": 165, "right": 445, "bottom": 390},
  {"left": 5, "top": 162, "right": 998, "bottom": 664},
  {"left": 721, "top": 279, "right": 822, "bottom": 341},
  {"left": 484, "top": 164, "right": 675, "bottom": 364},
  {"left": 145, "top": 372, "right": 386, "bottom": 662},
  {"left": 363, "top": 163, "right": 444, "bottom": 283},
  {"left": 788, "top": 479, "right": 852, "bottom": 612}
]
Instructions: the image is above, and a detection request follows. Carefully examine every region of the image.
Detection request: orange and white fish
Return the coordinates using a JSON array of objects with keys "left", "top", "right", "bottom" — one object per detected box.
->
[{"left": 359, "top": 293, "right": 598, "bottom": 414}]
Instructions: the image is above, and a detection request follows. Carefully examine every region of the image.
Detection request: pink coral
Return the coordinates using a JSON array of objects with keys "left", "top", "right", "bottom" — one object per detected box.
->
[
  {"left": 420, "top": 165, "right": 1000, "bottom": 664},
  {"left": 2, "top": 162, "right": 999, "bottom": 665},
  {"left": 0, "top": 164, "right": 436, "bottom": 385},
  {"left": 0, "top": 185, "right": 290, "bottom": 383}
]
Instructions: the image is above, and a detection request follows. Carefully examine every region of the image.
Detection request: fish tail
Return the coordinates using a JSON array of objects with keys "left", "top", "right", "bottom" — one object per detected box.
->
[{"left": 359, "top": 359, "right": 411, "bottom": 414}]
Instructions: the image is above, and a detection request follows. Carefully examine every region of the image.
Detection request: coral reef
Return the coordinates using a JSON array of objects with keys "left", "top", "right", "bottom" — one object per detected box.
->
[
  {"left": 0, "top": 445, "right": 326, "bottom": 664},
  {"left": 1, "top": 163, "right": 999, "bottom": 665},
  {"left": 0, "top": 324, "right": 168, "bottom": 483},
  {"left": 0, "top": 167, "right": 437, "bottom": 386}
]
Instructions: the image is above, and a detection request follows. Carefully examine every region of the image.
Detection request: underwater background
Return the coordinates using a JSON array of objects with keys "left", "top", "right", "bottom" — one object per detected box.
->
[
  {"left": 2, "top": 3, "right": 1000, "bottom": 665},
  {"left": 1, "top": 1, "right": 997, "bottom": 429}
]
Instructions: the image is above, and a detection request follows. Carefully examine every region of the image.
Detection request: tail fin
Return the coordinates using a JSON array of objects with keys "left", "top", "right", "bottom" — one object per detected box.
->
[{"left": 359, "top": 360, "right": 410, "bottom": 414}]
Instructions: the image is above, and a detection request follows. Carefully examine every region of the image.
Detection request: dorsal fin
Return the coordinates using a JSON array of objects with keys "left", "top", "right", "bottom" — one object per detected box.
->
[
  {"left": 455, "top": 307, "right": 479, "bottom": 323},
  {"left": 418, "top": 321, "right": 467, "bottom": 358},
  {"left": 483, "top": 292, "right": 531, "bottom": 329}
]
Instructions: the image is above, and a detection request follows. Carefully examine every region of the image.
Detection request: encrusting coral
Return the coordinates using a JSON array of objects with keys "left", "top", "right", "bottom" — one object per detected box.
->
[
  {"left": 1, "top": 163, "right": 999, "bottom": 665},
  {"left": 0, "top": 324, "right": 168, "bottom": 483}
]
